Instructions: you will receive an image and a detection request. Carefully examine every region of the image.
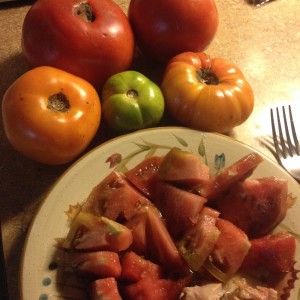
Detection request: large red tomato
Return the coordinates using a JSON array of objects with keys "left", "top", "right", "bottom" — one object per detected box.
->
[
  {"left": 128, "top": 0, "right": 218, "bottom": 63},
  {"left": 21, "top": 0, "right": 135, "bottom": 88}
]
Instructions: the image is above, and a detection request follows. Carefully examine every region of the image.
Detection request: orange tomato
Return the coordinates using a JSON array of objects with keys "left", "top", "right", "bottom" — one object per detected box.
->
[
  {"left": 161, "top": 52, "right": 254, "bottom": 133},
  {"left": 2, "top": 66, "right": 101, "bottom": 165}
]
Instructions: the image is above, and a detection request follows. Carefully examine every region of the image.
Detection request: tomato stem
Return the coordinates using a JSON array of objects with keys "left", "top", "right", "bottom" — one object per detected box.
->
[
  {"left": 48, "top": 92, "right": 70, "bottom": 113},
  {"left": 126, "top": 89, "right": 139, "bottom": 99},
  {"left": 196, "top": 68, "right": 219, "bottom": 85},
  {"left": 74, "top": 2, "right": 95, "bottom": 23}
]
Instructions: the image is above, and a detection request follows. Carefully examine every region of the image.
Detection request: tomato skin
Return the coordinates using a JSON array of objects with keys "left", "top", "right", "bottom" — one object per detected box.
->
[
  {"left": 2, "top": 66, "right": 101, "bottom": 165},
  {"left": 102, "top": 71, "right": 165, "bottom": 132},
  {"left": 21, "top": 0, "right": 135, "bottom": 88},
  {"left": 161, "top": 52, "right": 255, "bottom": 133},
  {"left": 129, "top": 0, "right": 218, "bottom": 62}
]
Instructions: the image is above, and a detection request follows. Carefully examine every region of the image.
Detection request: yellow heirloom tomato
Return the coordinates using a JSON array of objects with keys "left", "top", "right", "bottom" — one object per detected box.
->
[
  {"left": 2, "top": 66, "right": 101, "bottom": 165},
  {"left": 161, "top": 52, "right": 254, "bottom": 133}
]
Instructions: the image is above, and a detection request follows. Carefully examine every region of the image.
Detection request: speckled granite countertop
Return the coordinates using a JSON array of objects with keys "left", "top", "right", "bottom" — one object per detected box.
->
[{"left": 1, "top": 0, "right": 300, "bottom": 299}]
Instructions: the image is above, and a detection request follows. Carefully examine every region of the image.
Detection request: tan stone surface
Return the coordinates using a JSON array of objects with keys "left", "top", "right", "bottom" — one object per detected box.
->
[{"left": 0, "top": 0, "right": 300, "bottom": 299}]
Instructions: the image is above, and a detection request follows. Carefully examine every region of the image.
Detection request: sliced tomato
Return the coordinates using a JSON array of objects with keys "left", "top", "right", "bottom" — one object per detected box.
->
[
  {"left": 215, "top": 177, "right": 289, "bottom": 238},
  {"left": 82, "top": 171, "right": 151, "bottom": 221},
  {"left": 125, "top": 210, "right": 149, "bottom": 255},
  {"left": 210, "top": 218, "right": 251, "bottom": 275},
  {"left": 62, "top": 212, "right": 133, "bottom": 252},
  {"left": 125, "top": 156, "right": 164, "bottom": 200},
  {"left": 145, "top": 205, "right": 190, "bottom": 274},
  {"left": 198, "top": 152, "right": 263, "bottom": 201},
  {"left": 121, "top": 251, "right": 164, "bottom": 282},
  {"left": 157, "top": 148, "right": 210, "bottom": 186},
  {"left": 90, "top": 277, "right": 122, "bottom": 300},
  {"left": 64, "top": 251, "right": 122, "bottom": 278},
  {"left": 241, "top": 231, "right": 296, "bottom": 273},
  {"left": 177, "top": 207, "right": 221, "bottom": 272},
  {"left": 123, "top": 276, "right": 191, "bottom": 300},
  {"left": 155, "top": 180, "right": 207, "bottom": 238}
]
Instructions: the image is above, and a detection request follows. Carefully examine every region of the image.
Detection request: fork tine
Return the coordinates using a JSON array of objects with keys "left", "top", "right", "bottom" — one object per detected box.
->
[
  {"left": 270, "top": 108, "right": 282, "bottom": 158},
  {"left": 276, "top": 107, "right": 288, "bottom": 158},
  {"left": 271, "top": 105, "right": 300, "bottom": 180},
  {"left": 282, "top": 106, "right": 294, "bottom": 157},
  {"left": 288, "top": 105, "right": 300, "bottom": 155}
]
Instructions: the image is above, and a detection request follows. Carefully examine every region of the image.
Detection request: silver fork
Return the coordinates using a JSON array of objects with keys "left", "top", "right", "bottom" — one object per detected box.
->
[
  {"left": 252, "top": 0, "right": 275, "bottom": 6},
  {"left": 270, "top": 105, "right": 300, "bottom": 181}
]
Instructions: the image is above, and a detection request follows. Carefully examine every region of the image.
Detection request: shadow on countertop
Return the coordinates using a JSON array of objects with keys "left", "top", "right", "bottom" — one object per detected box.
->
[
  {"left": 0, "top": 0, "right": 34, "bottom": 9},
  {"left": 0, "top": 52, "right": 69, "bottom": 300}
]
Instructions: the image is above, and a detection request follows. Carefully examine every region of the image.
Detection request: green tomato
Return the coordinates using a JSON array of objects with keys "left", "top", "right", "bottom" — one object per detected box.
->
[{"left": 101, "top": 71, "right": 165, "bottom": 132}]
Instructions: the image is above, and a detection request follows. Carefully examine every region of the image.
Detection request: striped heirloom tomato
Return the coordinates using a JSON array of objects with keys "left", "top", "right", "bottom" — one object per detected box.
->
[{"left": 161, "top": 52, "right": 254, "bottom": 133}]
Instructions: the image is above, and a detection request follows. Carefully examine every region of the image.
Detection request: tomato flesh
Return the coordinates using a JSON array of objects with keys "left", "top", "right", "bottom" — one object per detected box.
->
[
  {"left": 64, "top": 251, "right": 122, "bottom": 278},
  {"left": 82, "top": 171, "right": 150, "bottom": 221},
  {"left": 121, "top": 251, "right": 163, "bottom": 282},
  {"left": 241, "top": 231, "right": 296, "bottom": 273},
  {"left": 198, "top": 152, "right": 263, "bottom": 201},
  {"left": 155, "top": 181, "right": 207, "bottom": 238},
  {"left": 62, "top": 212, "right": 133, "bottom": 252},
  {"left": 90, "top": 277, "right": 122, "bottom": 300},
  {"left": 125, "top": 156, "right": 164, "bottom": 200},
  {"left": 157, "top": 148, "right": 210, "bottom": 187},
  {"left": 211, "top": 219, "right": 251, "bottom": 275},
  {"left": 124, "top": 276, "right": 190, "bottom": 300},
  {"left": 215, "top": 177, "right": 289, "bottom": 238}
]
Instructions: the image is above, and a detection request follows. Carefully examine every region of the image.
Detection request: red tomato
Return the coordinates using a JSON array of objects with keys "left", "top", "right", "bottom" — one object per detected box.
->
[
  {"left": 241, "top": 232, "right": 296, "bottom": 273},
  {"left": 82, "top": 171, "right": 151, "bottom": 220},
  {"left": 65, "top": 251, "right": 122, "bottom": 278},
  {"left": 125, "top": 156, "right": 164, "bottom": 200},
  {"left": 145, "top": 205, "right": 189, "bottom": 274},
  {"left": 124, "top": 276, "right": 191, "bottom": 300},
  {"left": 125, "top": 211, "right": 148, "bottom": 255},
  {"left": 177, "top": 207, "right": 221, "bottom": 272},
  {"left": 121, "top": 251, "right": 163, "bottom": 282},
  {"left": 211, "top": 218, "right": 251, "bottom": 275},
  {"left": 198, "top": 152, "right": 263, "bottom": 201},
  {"left": 155, "top": 181, "right": 207, "bottom": 238},
  {"left": 2, "top": 66, "right": 101, "bottom": 165},
  {"left": 91, "top": 278, "right": 122, "bottom": 300},
  {"left": 62, "top": 211, "right": 133, "bottom": 252},
  {"left": 22, "top": 0, "right": 135, "bottom": 88},
  {"left": 128, "top": 0, "right": 218, "bottom": 62},
  {"left": 157, "top": 147, "right": 210, "bottom": 186},
  {"left": 215, "top": 177, "right": 289, "bottom": 238}
]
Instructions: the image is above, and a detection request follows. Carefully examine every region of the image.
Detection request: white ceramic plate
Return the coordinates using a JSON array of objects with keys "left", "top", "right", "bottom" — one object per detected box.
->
[{"left": 20, "top": 127, "right": 300, "bottom": 300}]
